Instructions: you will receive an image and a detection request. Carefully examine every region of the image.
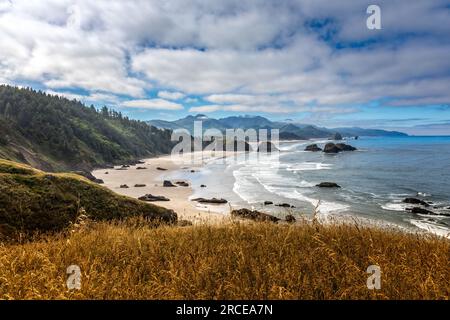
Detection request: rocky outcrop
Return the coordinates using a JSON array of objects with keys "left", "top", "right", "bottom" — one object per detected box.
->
[
  {"left": 264, "top": 201, "right": 273, "bottom": 205},
  {"left": 403, "top": 198, "right": 430, "bottom": 207},
  {"left": 305, "top": 144, "right": 322, "bottom": 152},
  {"left": 192, "top": 197, "right": 228, "bottom": 204},
  {"left": 138, "top": 194, "right": 170, "bottom": 202},
  {"left": 336, "top": 143, "right": 357, "bottom": 151},
  {"left": 323, "top": 143, "right": 357, "bottom": 153},
  {"left": 175, "top": 181, "right": 189, "bottom": 187},
  {"left": 316, "top": 182, "right": 341, "bottom": 188},
  {"left": 330, "top": 132, "right": 343, "bottom": 140},
  {"left": 231, "top": 208, "right": 280, "bottom": 223},
  {"left": 406, "top": 207, "right": 434, "bottom": 215},
  {"left": 163, "top": 180, "right": 176, "bottom": 187}
]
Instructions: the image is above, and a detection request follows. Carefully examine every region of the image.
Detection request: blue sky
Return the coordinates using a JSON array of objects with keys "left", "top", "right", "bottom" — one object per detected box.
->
[{"left": 1, "top": 0, "right": 450, "bottom": 134}]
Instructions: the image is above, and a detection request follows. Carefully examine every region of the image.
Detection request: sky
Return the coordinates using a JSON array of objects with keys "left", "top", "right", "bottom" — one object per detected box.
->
[{"left": 0, "top": 0, "right": 450, "bottom": 135}]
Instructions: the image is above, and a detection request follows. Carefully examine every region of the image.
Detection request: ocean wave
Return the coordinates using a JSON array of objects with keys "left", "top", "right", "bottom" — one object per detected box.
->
[
  {"left": 285, "top": 162, "right": 333, "bottom": 171},
  {"left": 409, "top": 219, "right": 450, "bottom": 239}
]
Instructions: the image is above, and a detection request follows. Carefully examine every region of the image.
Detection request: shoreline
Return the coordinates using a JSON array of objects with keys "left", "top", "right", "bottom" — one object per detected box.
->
[{"left": 92, "top": 152, "right": 235, "bottom": 224}]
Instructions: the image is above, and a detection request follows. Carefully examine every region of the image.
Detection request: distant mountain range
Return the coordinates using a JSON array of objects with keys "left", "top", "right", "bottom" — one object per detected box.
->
[{"left": 147, "top": 114, "right": 408, "bottom": 140}]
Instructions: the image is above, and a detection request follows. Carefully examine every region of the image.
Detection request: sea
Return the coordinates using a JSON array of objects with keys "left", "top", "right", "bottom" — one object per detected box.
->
[{"left": 171, "top": 136, "right": 450, "bottom": 238}]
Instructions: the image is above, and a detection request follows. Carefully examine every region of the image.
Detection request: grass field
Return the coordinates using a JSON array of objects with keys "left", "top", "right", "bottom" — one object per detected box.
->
[{"left": 1, "top": 218, "right": 448, "bottom": 300}]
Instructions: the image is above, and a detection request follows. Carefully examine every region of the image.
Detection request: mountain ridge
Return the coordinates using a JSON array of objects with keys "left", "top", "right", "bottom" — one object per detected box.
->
[{"left": 147, "top": 114, "right": 408, "bottom": 139}]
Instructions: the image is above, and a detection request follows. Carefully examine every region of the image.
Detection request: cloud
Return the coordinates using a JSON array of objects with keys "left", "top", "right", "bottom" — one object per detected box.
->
[
  {"left": 157, "top": 91, "right": 186, "bottom": 100},
  {"left": 0, "top": 0, "right": 449, "bottom": 118},
  {"left": 122, "top": 99, "right": 184, "bottom": 110}
]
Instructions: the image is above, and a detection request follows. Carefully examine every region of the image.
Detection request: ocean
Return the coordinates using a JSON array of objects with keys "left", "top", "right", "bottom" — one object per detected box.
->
[{"left": 176, "top": 136, "right": 450, "bottom": 237}]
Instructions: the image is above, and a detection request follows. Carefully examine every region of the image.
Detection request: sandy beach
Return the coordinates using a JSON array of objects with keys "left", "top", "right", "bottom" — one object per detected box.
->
[{"left": 92, "top": 152, "right": 234, "bottom": 223}]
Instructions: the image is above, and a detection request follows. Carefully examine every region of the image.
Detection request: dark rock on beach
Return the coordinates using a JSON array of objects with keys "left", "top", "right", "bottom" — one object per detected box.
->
[
  {"left": 264, "top": 201, "right": 274, "bottom": 205},
  {"left": 138, "top": 194, "right": 170, "bottom": 202},
  {"left": 136, "top": 167, "right": 147, "bottom": 170},
  {"left": 231, "top": 208, "right": 280, "bottom": 223},
  {"left": 403, "top": 198, "right": 430, "bottom": 207},
  {"left": 156, "top": 167, "right": 168, "bottom": 171},
  {"left": 305, "top": 144, "right": 322, "bottom": 152},
  {"left": 200, "top": 184, "right": 207, "bottom": 188},
  {"left": 285, "top": 214, "right": 296, "bottom": 223},
  {"left": 120, "top": 184, "right": 129, "bottom": 189},
  {"left": 192, "top": 197, "right": 228, "bottom": 204},
  {"left": 336, "top": 143, "right": 357, "bottom": 151},
  {"left": 134, "top": 184, "right": 146, "bottom": 188},
  {"left": 316, "top": 182, "right": 341, "bottom": 188},
  {"left": 175, "top": 181, "right": 189, "bottom": 187},
  {"left": 276, "top": 203, "right": 294, "bottom": 208},
  {"left": 163, "top": 180, "right": 176, "bottom": 187}
]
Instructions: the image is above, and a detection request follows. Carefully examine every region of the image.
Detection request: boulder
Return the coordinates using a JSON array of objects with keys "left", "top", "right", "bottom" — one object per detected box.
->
[
  {"left": 120, "top": 184, "right": 129, "bottom": 189},
  {"left": 275, "top": 203, "right": 293, "bottom": 208},
  {"left": 138, "top": 194, "right": 170, "bottom": 202},
  {"left": 156, "top": 167, "right": 168, "bottom": 171},
  {"left": 403, "top": 198, "right": 430, "bottom": 207},
  {"left": 316, "top": 182, "right": 341, "bottom": 188},
  {"left": 406, "top": 207, "right": 434, "bottom": 215},
  {"left": 200, "top": 184, "right": 207, "bottom": 188},
  {"left": 285, "top": 214, "right": 296, "bottom": 223},
  {"left": 305, "top": 144, "right": 322, "bottom": 152},
  {"left": 231, "top": 208, "right": 280, "bottom": 223},
  {"left": 163, "top": 180, "right": 177, "bottom": 187},
  {"left": 136, "top": 167, "right": 147, "bottom": 170},
  {"left": 134, "top": 184, "right": 146, "bottom": 188},
  {"left": 105, "top": 172, "right": 109, "bottom": 174},
  {"left": 175, "top": 181, "right": 189, "bottom": 187},
  {"left": 257, "top": 141, "right": 279, "bottom": 153},
  {"left": 264, "top": 201, "right": 274, "bottom": 205},
  {"left": 336, "top": 143, "right": 357, "bottom": 151},
  {"left": 192, "top": 197, "right": 228, "bottom": 204},
  {"left": 323, "top": 143, "right": 341, "bottom": 153}
]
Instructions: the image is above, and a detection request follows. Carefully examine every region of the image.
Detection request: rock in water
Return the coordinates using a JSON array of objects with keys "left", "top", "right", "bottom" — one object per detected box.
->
[
  {"left": 406, "top": 207, "right": 434, "bottom": 215},
  {"left": 231, "top": 208, "right": 280, "bottom": 223},
  {"left": 275, "top": 203, "right": 293, "bottom": 208},
  {"left": 331, "top": 132, "right": 343, "bottom": 140},
  {"left": 336, "top": 143, "right": 357, "bottom": 151},
  {"left": 200, "top": 184, "right": 207, "bottom": 188},
  {"left": 316, "top": 182, "right": 341, "bottom": 188},
  {"left": 305, "top": 144, "right": 322, "bottom": 152},
  {"left": 138, "top": 194, "right": 170, "bottom": 202},
  {"left": 163, "top": 180, "right": 176, "bottom": 187},
  {"left": 264, "top": 201, "right": 273, "bottom": 205},
  {"left": 323, "top": 143, "right": 341, "bottom": 153},
  {"left": 403, "top": 198, "right": 430, "bottom": 207}
]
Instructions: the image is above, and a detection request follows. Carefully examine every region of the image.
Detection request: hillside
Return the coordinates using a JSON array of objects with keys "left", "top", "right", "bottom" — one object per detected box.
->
[
  {"left": 0, "top": 85, "right": 173, "bottom": 172},
  {"left": 0, "top": 159, "right": 177, "bottom": 239},
  {"left": 147, "top": 115, "right": 408, "bottom": 140}
]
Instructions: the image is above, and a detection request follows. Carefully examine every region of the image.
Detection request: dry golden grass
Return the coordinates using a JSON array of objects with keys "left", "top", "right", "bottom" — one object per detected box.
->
[{"left": 0, "top": 219, "right": 449, "bottom": 300}]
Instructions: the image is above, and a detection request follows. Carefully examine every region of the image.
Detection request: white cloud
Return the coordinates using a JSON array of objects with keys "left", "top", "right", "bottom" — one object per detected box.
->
[
  {"left": 122, "top": 99, "right": 184, "bottom": 110},
  {"left": 157, "top": 91, "right": 186, "bottom": 100}
]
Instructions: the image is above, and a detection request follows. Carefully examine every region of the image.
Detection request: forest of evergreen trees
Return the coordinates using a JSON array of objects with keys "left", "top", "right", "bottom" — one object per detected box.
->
[{"left": 0, "top": 85, "right": 174, "bottom": 171}]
